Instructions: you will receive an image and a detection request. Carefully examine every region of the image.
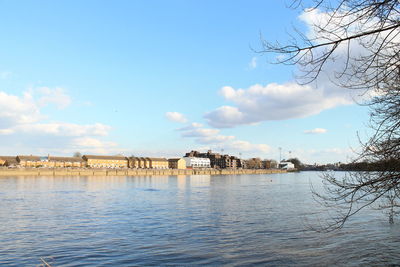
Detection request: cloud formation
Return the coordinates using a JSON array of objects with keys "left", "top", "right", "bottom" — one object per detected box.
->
[
  {"left": 0, "top": 89, "right": 119, "bottom": 155},
  {"left": 36, "top": 87, "right": 71, "bottom": 109},
  {"left": 204, "top": 8, "right": 382, "bottom": 129},
  {"left": 0, "top": 91, "right": 41, "bottom": 128},
  {"left": 304, "top": 128, "right": 327, "bottom": 134},
  {"left": 177, "top": 122, "right": 203, "bottom": 131},
  {"left": 228, "top": 140, "right": 270, "bottom": 153},
  {"left": 177, "top": 122, "right": 270, "bottom": 154},
  {"left": 4, "top": 122, "right": 111, "bottom": 137},
  {"left": 72, "top": 137, "right": 117, "bottom": 149},
  {"left": 165, "top": 111, "right": 188, "bottom": 123},
  {"left": 205, "top": 83, "right": 353, "bottom": 128}
]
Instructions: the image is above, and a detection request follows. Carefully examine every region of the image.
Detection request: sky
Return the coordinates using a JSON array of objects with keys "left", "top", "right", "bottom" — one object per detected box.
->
[{"left": 0, "top": 0, "right": 372, "bottom": 164}]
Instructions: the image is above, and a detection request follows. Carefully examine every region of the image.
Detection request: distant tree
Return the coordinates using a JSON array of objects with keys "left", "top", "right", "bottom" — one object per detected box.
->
[
  {"left": 270, "top": 159, "right": 278, "bottom": 169},
  {"left": 264, "top": 159, "right": 278, "bottom": 169},
  {"left": 287, "top": 158, "right": 303, "bottom": 169},
  {"left": 246, "top": 158, "right": 263, "bottom": 169},
  {"left": 260, "top": 0, "right": 400, "bottom": 230},
  {"left": 73, "top": 152, "right": 82, "bottom": 158}
]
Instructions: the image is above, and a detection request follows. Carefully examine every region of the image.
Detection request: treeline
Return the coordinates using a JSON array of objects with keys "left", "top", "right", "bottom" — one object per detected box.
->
[
  {"left": 302, "top": 159, "right": 400, "bottom": 171},
  {"left": 339, "top": 159, "right": 400, "bottom": 172}
]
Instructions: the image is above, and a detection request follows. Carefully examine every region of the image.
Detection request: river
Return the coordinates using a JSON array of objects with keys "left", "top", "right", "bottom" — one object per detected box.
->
[{"left": 0, "top": 172, "right": 399, "bottom": 266}]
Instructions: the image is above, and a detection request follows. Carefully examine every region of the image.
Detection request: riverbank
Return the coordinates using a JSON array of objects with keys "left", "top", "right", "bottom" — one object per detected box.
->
[{"left": 0, "top": 168, "right": 286, "bottom": 176}]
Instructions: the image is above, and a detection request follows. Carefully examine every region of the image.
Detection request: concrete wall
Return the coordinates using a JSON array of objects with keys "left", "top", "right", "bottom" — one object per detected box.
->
[{"left": 0, "top": 168, "right": 286, "bottom": 177}]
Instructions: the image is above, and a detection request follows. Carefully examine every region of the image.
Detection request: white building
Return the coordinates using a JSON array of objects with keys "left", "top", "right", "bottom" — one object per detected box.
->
[
  {"left": 279, "top": 161, "right": 295, "bottom": 170},
  {"left": 183, "top": 157, "right": 211, "bottom": 168}
]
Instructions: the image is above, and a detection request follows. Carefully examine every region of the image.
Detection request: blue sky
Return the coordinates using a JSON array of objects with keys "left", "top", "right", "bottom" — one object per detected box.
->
[{"left": 0, "top": 0, "right": 371, "bottom": 164}]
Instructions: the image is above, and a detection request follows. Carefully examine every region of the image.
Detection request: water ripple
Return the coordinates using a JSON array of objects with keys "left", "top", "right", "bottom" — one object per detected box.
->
[{"left": 0, "top": 172, "right": 399, "bottom": 266}]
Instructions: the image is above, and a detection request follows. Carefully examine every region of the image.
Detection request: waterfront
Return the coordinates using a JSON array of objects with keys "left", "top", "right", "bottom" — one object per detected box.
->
[
  {"left": 1, "top": 172, "right": 399, "bottom": 266},
  {"left": 0, "top": 168, "right": 285, "bottom": 177}
]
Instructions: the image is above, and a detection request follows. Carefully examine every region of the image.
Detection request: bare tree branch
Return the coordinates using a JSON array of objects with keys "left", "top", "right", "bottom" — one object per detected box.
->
[{"left": 261, "top": 0, "right": 400, "bottom": 231}]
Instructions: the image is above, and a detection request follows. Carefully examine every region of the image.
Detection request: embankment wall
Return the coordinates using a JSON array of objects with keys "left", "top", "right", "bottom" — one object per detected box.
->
[{"left": 0, "top": 168, "right": 286, "bottom": 177}]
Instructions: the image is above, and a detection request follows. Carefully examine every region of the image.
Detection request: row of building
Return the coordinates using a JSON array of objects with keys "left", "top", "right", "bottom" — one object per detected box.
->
[
  {"left": 0, "top": 150, "right": 283, "bottom": 170},
  {"left": 185, "top": 150, "right": 244, "bottom": 169},
  {"left": 0, "top": 155, "right": 186, "bottom": 169},
  {"left": 184, "top": 150, "right": 279, "bottom": 169}
]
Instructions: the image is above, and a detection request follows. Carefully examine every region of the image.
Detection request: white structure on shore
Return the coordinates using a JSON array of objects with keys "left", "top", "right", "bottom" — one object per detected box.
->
[
  {"left": 279, "top": 161, "right": 295, "bottom": 170},
  {"left": 183, "top": 157, "right": 211, "bottom": 168}
]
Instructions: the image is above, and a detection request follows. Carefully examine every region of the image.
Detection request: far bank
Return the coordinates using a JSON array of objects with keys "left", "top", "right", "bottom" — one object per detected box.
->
[{"left": 0, "top": 168, "right": 286, "bottom": 177}]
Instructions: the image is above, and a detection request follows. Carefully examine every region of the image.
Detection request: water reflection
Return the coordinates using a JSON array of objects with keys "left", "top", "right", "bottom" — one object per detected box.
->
[{"left": 0, "top": 172, "right": 398, "bottom": 266}]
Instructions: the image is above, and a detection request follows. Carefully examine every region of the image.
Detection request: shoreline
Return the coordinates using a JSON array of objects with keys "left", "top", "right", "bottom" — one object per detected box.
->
[{"left": 0, "top": 168, "right": 286, "bottom": 177}]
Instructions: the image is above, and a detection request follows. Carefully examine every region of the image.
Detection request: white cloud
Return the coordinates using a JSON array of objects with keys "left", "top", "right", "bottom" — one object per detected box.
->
[
  {"left": 165, "top": 111, "right": 188, "bottom": 123},
  {"left": 179, "top": 125, "right": 235, "bottom": 144},
  {"left": 125, "top": 148, "right": 187, "bottom": 159},
  {"left": 8, "top": 122, "right": 111, "bottom": 137},
  {"left": 204, "top": 7, "right": 390, "bottom": 129},
  {"left": 248, "top": 57, "right": 257, "bottom": 69},
  {"left": 36, "top": 87, "right": 71, "bottom": 109},
  {"left": 228, "top": 140, "right": 270, "bottom": 153},
  {"left": 0, "top": 87, "right": 72, "bottom": 130},
  {"left": 0, "top": 89, "right": 120, "bottom": 155},
  {"left": 181, "top": 127, "right": 220, "bottom": 138},
  {"left": 298, "top": 8, "right": 385, "bottom": 45},
  {"left": 205, "top": 82, "right": 354, "bottom": 128},
  {"left": 204, "top": 106, "right": 245, "bottom": 128},
  {"left": 177, "top": 122, "right": 203, "bottom": 131},
  {"left": 51, "top": 137, "right": 122, "bottom": 156},
  {"left": 197, "top": 135, "right": 235, "bottom": 144},
  {"left": 177, "top": 122, "right": 270, "bottom": 154},
  {"left": 0, "top": 91, "right": 42, "bottom": 128},
  {"left": 304, "top": 128, "right": 327, "bottom": 134},
  {"left": 72, "top": 137, "right": 117, "bottom": 148}
]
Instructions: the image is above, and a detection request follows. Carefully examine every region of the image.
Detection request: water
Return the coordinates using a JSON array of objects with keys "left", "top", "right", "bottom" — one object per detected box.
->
[{"left": 0, "top": 172, "right": 399, "bottom": 266}]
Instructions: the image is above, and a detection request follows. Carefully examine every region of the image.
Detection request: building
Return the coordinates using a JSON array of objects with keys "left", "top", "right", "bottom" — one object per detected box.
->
[
  {"left": 183, "top": 157, "right": 211, "bottom": 168},
  {"left": 185, "top": 150, "right": 202, "bottom": 157},
  {"left": 128, "top": 157, "right": 168, "bottom": 169},
  {"left": 237, "top": 159, "right": 247, "bottom": 169},
  {"left": 149, "top": 158, "right": 168, "bottom": 169},
  {"left": 48, "top": 156, "right": 85, "bottom": 168},
  {"left": 15, "top": 155, "right": 85, "bottom": 168},
  {"left": 184, "top": 150, "right": 241, "bottom": 169},
  {"left": 0, "top": 156, "right": 17, "bottom": 167},
  {"left": 82, "top": 155, "right": 128, "bottom": 168},
  {"left": 279, "top": 161, "right": 295, "bottom": 170},
  {"left": 128, "top": 157, "right": 153, "bottom": 168},
  {"left": 4, "top": 157, "right": 18, "bottom": 167},
  {"left": 204, "top": 151, "right": 223, "bottom": 168},
  {"left": 0, "top": 157, "right": 8, "bottom": 166},
  {"left": 128, "top": 157, "right": 140, "bottom": 168},
  {"left": 16, "top": 155, "right": 41, "bottom": 167},
  {"left": 168, "top": 158, "right": 186, "bottom": 169},
  {"left": 138, "top": 157, "right": 151, "bottom": 168}
]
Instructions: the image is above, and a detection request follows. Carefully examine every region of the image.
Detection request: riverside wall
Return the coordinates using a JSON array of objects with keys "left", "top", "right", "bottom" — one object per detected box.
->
[{"left": 0, "top": 168, "right": 286, "bottom": 177}]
